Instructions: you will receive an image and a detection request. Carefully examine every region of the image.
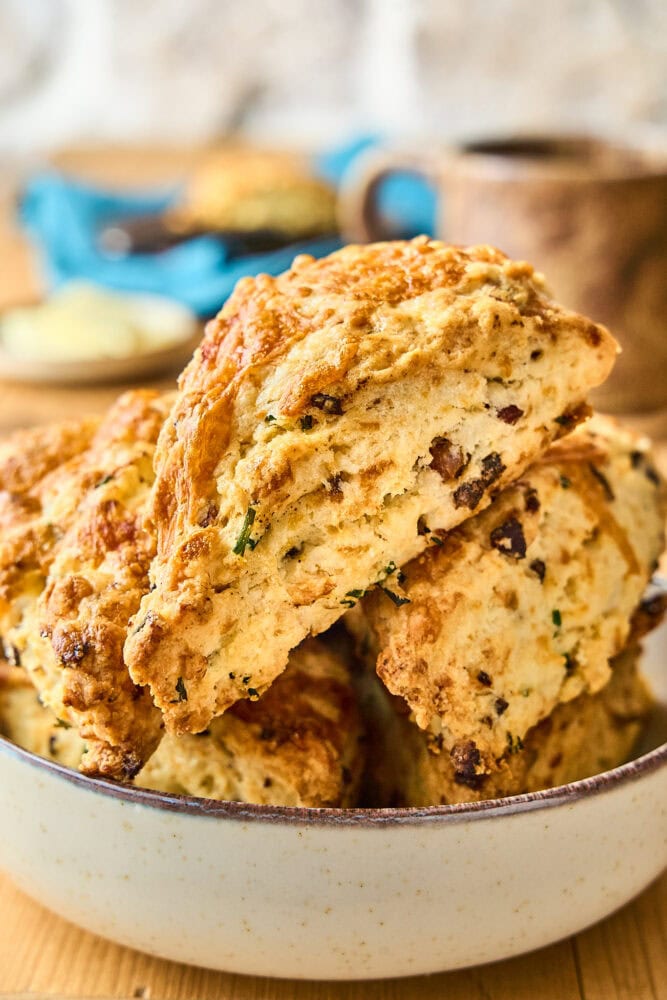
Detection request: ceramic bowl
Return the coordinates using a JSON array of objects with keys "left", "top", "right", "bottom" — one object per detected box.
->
[{"left": 0, "top": 622, "right": 665, "bottom": 981}]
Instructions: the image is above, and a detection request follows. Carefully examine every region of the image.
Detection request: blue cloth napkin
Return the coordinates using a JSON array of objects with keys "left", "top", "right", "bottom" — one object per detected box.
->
[{"left": 19, "top": 138, "right": 436, "bottom": 317}]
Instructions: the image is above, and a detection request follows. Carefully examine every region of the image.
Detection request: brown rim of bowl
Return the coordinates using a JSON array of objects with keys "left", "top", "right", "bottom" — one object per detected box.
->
[{"left": 0, "top": 729, "right": 665, "bottom": 828}]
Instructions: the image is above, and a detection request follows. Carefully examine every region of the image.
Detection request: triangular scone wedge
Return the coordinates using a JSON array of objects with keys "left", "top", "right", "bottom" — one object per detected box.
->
[
  {"left": 125, "top": 238, "right": 617, "bottom": 734},
  {"left": 347, "top": 417, "right": 665, "bottom": 782},
  {"left": 0, "top": 390, "right": 172, "bottom": 779},
  {"left": 365, "top": 641, "right": 654, "bottom": 807}
]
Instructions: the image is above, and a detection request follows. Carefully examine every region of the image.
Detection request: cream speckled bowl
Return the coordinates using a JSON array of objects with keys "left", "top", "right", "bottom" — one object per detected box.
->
[{"left": 0, "top": 621, "right": 665, "bottom": 981}]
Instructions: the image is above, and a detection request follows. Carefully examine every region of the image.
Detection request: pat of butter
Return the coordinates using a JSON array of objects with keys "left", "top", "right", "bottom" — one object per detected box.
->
[{"left": 0, "top": 283, "right": 197, "bottom": 363}]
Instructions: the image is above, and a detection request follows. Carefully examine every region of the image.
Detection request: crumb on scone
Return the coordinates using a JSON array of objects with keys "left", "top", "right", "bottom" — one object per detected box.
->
[
  {"left": 348, "top": 417, "right": 665, "bottom": 779},
  {"left": 124, "top": 238, "right": 618, "bottom": 734}
]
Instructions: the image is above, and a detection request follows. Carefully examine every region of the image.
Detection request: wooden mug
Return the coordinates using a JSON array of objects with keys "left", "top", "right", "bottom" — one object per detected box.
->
[{"left": 339, "top": 136, "right": 667, "bottom": 415}]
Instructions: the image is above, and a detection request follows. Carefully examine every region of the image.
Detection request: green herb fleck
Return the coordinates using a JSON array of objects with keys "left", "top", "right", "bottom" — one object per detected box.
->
[
  {"left": 247, "top": 688, "right": 260, "bottom": 700},
  {"left": 520, "top": 688, "right": 532, "bottom": 697},
  {"left": 55, "top": 718, "right": 71, "bottom": 729},
  {"left": 507, "top": 733, "right": 525, "bottom": 755},
  {"left": 380, "top": 587, "right": 411, "bottom": 607},
  {"left": 233, "top": 506, "right": 256, "bottom": 556},
  {"left": 384, "top": 561, "right": 398, "bottom": 576},
  {"left": 299, "top": 414, "right": 315, "bottom": 431},
  {"left": 563, "top": 653, "right": 577, "bottom": 674},
  {"left": 430, "top": 535, "right": 445, "bottom": 547},
  {"left": 229, "top": 672, "right": 236, "bottom": 680},
  {"left": 175, "top": 677, "right": 188, "bottom": 702},
  {"left": 264, "top": 414, "right": 277, "bottom": 423},
  {"left": 552, "top": 609, "right": 562, "bottom": 628},
  {"left": 94, "top": 474, "right": 114, "bottom": 489},
  {"left": 560, "top": 475, "right": 571, "bottom": 489},
  {"left": 341, "top": 589, "right": 366, "bottom": 608}
]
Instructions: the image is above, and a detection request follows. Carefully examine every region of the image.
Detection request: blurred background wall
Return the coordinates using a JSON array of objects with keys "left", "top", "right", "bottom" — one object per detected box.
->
[{"left": 0, "top": 0, "right": 665, "bottom": 156}]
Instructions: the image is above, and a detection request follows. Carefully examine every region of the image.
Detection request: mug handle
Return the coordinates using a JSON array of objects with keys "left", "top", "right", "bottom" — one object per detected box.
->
[{"left": 337, "top": 147, "right": 450, "bottom": 242}]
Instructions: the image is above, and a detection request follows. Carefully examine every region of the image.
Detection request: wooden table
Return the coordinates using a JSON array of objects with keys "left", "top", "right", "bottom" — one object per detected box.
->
[{"left": 0, "top": 146, "right": 665, "bottom": 1000}]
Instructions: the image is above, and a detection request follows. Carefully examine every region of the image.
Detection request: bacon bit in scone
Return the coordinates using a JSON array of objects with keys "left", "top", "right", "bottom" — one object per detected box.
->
[
  {"left": 198, "top": 503, "right": 219, "bottom": 528},
  {"left": 481, "top": 452, "right": 506, "bottom": 485},
  {"left": 524, "top": 487, "right": 540, "bottom": 512},
  {"left": 429, "top": 438, "right": 467, "bottom": 481},
  {"left": 490, "top": 517, "right": 527, "bottom": 559},
  {"left": 54, "top": 631, "right": 88, "bottom": 665},
  {"left": 450, "top": 740, "right": 485, "bottom": 789},
  {"left": 530, "top": 558, "right": 546, "bottom": 582},
  {"left": 554, "top": 402, "right": 591, "bottom": 430},
  {"left": 477, "top": 670, "right": 492, "bottom": 687},
  {"left": 453, "top": 479, "right": 485, "bottom": 510},
  {"left": 589, "top": 463, "right": 615, "bottom": 501},
  {"left": 311, "top": 393, "right": 343, "bottom": 415},
  {"left": 496, "top": 405, "right": 524, "bottom": 425},
  {"left": 327, "top": 474, "right": 344, "bottom": 499}
]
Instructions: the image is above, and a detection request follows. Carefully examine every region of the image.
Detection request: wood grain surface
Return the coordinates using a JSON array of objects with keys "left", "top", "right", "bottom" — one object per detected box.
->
[{"left": 0, "top": 146, "right": 665, "bottom": 1000}]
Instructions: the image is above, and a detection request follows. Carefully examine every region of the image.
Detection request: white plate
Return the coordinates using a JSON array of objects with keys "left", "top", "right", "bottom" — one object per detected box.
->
[
  {"left": 0, "top": 621, "right": 665, "bottom": 980},
  {"left": 0, "top": 291, "right": 201, "bottom": 385}
]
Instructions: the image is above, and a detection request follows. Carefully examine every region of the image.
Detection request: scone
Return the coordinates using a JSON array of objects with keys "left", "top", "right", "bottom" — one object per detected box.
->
[
  {"left": 0, "top": 413, "right": 99, "bottom": 535},
  {"left": 125, "top": 238, "right": 617, "bottom": 734},
  {"left": 348, "top": 417, "right": 664, "bottom": 782},
  {"left": 0, "top": 639, "right": 364, "bottom": 809},
  {"left": 167, "top": 148, "right": 338, "bottom": 240},
  {"left": 367, "top": 642, "right": 653, "bottom": 807},
  {"left": 0, "top": 391, "right": 171, "bottom": 780}
]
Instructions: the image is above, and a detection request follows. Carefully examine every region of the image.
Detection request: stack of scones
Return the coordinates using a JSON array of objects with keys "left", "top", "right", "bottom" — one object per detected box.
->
[{"left": 0, "top": 239, "right": 664, "bottom": 807}]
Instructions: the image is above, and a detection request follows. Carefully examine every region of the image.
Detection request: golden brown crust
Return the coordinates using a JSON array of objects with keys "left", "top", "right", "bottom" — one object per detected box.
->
[
  {"left": 350, "top": 417, "right": 665, "bottom": 779},
  {"left": 0, "top": 391, "right": 173, "bottom": 779},
  {"left": 125, "top": 239, "right": 617, "bottom": 734}
]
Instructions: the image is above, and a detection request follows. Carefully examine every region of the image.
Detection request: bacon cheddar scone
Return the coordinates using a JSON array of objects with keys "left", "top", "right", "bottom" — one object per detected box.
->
[
  {"left": 168, "top": 148, "right": 338, "bottom": 241},
  {"left": 0, "top": 638, "right": 364, "bottom": 809},
  {"left": 0, "top": 391, "right": 172, "bottom": 780},
  {"left": 366, "top": 641, "right": 654, "bottom": 807},
  {"left": 125, "top": 239, "right": 617, "bottom": 734},
  {"left": 348, "top": 418, "right": 665, "bottom": 784}
]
